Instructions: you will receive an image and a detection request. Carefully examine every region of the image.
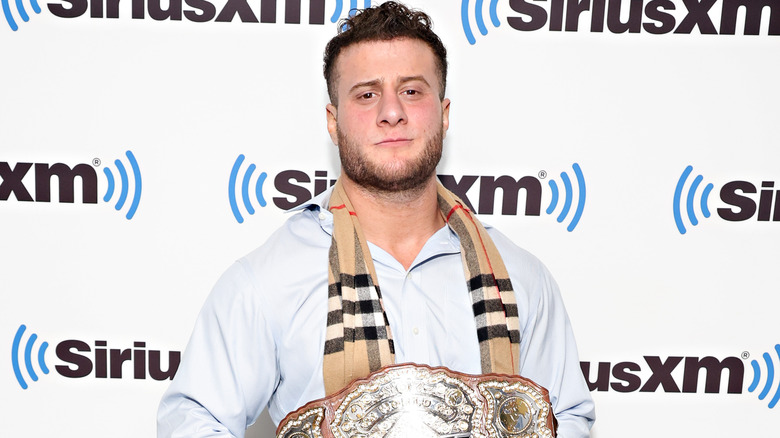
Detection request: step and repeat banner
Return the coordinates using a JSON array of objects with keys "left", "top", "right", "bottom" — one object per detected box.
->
[{"left": 2, "top": 1, "right": 778, "bottom": 436}]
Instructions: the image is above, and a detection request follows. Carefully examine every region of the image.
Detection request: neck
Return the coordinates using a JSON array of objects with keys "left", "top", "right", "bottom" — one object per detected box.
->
[{"left": 340, "top": 175, "right": 445, "bottom": 270}]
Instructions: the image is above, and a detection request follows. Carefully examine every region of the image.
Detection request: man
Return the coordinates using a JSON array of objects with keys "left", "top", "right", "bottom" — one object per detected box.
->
[{"left": 157, "top": 2, "right": 595, "bottom": 437}]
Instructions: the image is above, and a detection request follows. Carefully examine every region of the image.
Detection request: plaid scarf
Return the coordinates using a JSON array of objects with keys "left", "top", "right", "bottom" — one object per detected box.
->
[{"left": 323, "top": 179, "right": 520, "bottom": 395}]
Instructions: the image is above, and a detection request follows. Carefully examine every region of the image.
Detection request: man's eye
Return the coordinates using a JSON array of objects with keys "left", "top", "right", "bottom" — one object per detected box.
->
[
  {"left": 360, "top": 92, "right": 375, "bottom": 99},
  {"left": 403, "top": 90, "right": 418, "bottom": 96}
]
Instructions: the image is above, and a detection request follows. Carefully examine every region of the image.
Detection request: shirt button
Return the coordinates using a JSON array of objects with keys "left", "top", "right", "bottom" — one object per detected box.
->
[
  {"left": 413, "top": 327, "right": 420, "bottom": 335},
  {"left": 406, "top": 272, "right": 412, "bottom": 280},
  {"left": 318, "top": 212, "right": 326, "bottom": 221}
]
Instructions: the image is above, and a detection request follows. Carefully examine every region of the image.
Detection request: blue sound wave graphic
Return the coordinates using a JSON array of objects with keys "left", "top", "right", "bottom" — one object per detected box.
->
[
  {"left": 331, "top": 0, "right": 371, "bottom": 23},
  {"left": 545, "top": 163, "right": 586, "bottom": 232},
  {"left": 2, "top": 0, "right": 40, "bottom": 31},
  {"left": 748, "top": 344, "right": 780, "bottom": 409},
  {"left": 11, "top": 324, "right": 49, "bottom": 390},
  {"left": 102, "top": 150, "right": 142, "bottom": 220},
  {"left": 461, "top": 0, "right": 500, "bottom": 45},
  {"left": 673, "top": 165, "right": 714, "bottom": 234},
  {"left": 229, "top": 154, "right": 268, "bottom": 224}
]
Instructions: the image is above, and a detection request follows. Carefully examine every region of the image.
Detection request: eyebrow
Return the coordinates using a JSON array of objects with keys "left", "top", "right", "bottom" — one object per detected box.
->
[
  {"left": 348, "top": 79, "right": 382, "bottom": 95},
  {"left": 398, "top": 75, "right": 430, "bottom": 87},
  {"left": 347, "top": 75, "right": 431, "bottom": 95}
]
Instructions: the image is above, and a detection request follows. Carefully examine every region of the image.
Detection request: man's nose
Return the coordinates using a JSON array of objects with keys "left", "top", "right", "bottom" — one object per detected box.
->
[{"left": 376, "top": 92, "right": 407, "bottom": 126}]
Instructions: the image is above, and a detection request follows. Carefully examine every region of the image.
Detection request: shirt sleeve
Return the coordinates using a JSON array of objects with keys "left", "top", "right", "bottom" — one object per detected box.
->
[
  {"left": 517, "top": 262, "right": 596, "bottom": 438},
  {"left": 157, "top": 260, "right": 278, "bottom": 438}
]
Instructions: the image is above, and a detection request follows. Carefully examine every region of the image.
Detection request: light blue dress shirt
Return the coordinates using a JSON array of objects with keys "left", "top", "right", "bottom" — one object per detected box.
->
[{"left": 157, "top": 189, "right": 595, "bottom": 437}]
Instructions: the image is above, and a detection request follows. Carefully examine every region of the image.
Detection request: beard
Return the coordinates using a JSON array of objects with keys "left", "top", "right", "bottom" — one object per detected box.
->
[{"left": 336, "top": 127, "right": 443, "bottom": 195}]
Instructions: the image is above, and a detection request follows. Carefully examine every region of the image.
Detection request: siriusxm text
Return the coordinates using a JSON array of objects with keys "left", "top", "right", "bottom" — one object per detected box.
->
[
  {"left": 56, "top": 339, "right": 179, "bottom": 380},
  {"left": 719, "top": 181, "right": 780, "bottom": 222},
  {"left": 508, "top": 0, "right": 780, "bottom": 35},
  {"left": 271, "top": 170, "right": 543, "bottom": 216},
  {"left": 0, "top": 161, "right": 98, "bottom": 203},
  {"left": 47, "top": 0, "right": 327, "bottom": 23},
  {"left": 581, "top": 355, "right": 744, "bottom": 393}
]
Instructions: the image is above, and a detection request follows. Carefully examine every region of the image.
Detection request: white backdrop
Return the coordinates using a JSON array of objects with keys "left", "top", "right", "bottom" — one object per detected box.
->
[{"left": 2, "top": 1, "right": 778, "bottom": 436}]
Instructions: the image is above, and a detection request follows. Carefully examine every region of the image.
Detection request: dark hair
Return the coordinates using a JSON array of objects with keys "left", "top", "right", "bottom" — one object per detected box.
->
[{"left": 323, "top": 1, "right": 448, "bottom": 105}]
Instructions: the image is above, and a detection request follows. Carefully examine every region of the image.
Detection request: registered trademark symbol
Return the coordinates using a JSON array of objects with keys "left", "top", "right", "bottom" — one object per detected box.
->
[
  {"left": 92, "top": 158, "right": 101, "bottom": 167},
  {"left": 742, "top": 351, "right": 750, "bottom": 360},
  {"left": 538, "top": 170, "right": 547, "bottom": 179}
]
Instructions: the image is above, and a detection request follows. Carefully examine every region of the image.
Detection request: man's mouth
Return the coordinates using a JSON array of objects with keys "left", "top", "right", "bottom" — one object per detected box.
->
[{"left": 376, "top": 138, "right": 412, "bottom": 146}]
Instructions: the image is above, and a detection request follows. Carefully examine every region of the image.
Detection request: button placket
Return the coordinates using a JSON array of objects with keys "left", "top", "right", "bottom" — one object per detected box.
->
[{"left": 402, "top": 269, "right": 429, "bottom": 360}]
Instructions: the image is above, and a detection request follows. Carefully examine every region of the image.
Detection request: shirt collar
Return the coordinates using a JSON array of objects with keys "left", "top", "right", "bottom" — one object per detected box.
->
[
  {"left": 287, "top": 185, "right": 335, "bottom": 234},
  {"left": 287, "top": 185, "right": 334, "bottom": 214}
]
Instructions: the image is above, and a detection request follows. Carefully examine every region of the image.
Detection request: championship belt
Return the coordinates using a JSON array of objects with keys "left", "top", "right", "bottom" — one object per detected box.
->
[{"left": 276, "top": 363, "right": 557, "bottom": 438}]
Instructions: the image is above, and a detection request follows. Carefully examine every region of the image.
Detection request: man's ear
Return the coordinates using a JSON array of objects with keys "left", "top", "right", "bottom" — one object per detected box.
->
[
  {"left": 326, "top": 103, "right": 338, "bottom": 146},
  {"left": 441, "top": 98, "right": 451, "bottom": 138}
]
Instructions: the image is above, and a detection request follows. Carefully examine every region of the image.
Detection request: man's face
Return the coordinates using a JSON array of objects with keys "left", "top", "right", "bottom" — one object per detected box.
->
[{"left": 326, "top": 38, "right": 450, "bottom": 193}]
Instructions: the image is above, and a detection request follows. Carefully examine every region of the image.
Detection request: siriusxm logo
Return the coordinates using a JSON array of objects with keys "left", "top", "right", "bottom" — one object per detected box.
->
[
  {"left": 440, "top": 163, "right": 586, "bottom": 231},
  {"left": 2, "top": 0, "right": 40, "bottom": 30},
  {"left": 9, "top": 0, "right": 780, "bottom": 36},
  {"left": 545, "top": 163, "right": 585, "bottom": 232},
  {"left": 228, "top": 154, "right": 338, "bottom": 223},
  {"left": 749, "top": 345, "right": 780, "bottom": 408},
  {"left": 581, "top": 344, "right": 780, "bottom": 409},
  {"left": 229, "top": 155, "right": 586, "bottom": 231},
  {"left": 0, "top": 150, "right": 142, "bottom": 219},
  {"left": 11, "top": 325, "right": 49, "bottom": 389},
  {"left": 673, "top": 165, "right": 779, "bottom": 234},
  {"left": 5, "top": 0, "right": 368, "bottom": 30},
  {"left": 461, "top": 0, "right": 502, "bottom": 45},
  {"left": 11, "top": 324, "right": 180, "bottom": 389},
  {"left": 461, "top": 0, "right": 780, "bottom": 43}
]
